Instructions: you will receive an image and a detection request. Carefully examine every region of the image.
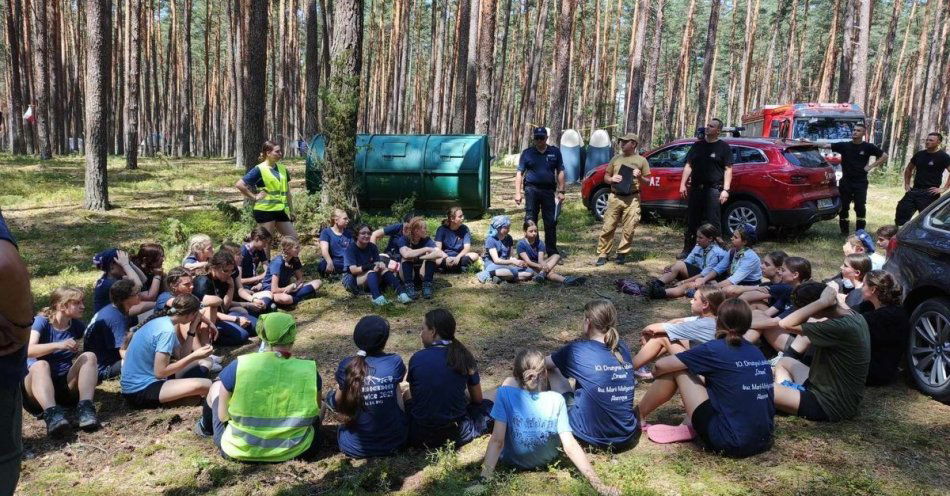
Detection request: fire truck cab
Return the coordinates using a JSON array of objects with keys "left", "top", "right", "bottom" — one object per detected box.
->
[{"left": 742, "top": 103, "right": 873, "bottom": 177}]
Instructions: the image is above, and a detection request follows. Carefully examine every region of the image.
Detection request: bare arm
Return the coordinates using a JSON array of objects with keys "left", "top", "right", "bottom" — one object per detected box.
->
[
  {"left": 153, "top": 346, "right": 212, "bottom": 379},
  {"left": 653, "top": 354, "right": 688, "bottom": 377},
  {"left": 778, "top": 285, "right": 838, "bottom": 332},
  {"left": 235, "top": 179, "right": 259, "bottom": 202},
  {"left": 479, "top": 420, "right": 507, "bottom": 480},
  {"left": 679, "top": 163, "right": 693, "bottom": 197},
  {"left": 903, "top": 162, "right": 915, "bottom": 191},
  {"left": 0, "top": 238, "right": 34, "bottom": 356},
  {"left": 468, "top": 382, "right": 484, "bottom": 404},
  {"left": 27, "top": 330, "right": 75, "bottom": 358},
  {"left": 865, "top": 153, "right": 888, "bottom": 173},
  {"left": 519, "top": 252, "right": 543, "bottom": 271},
  {"left": 560, "top": 433, "right": 617, "bottom": 495},
  {"left": 369, "top": 229, "right": 385, "bottom": 245}
]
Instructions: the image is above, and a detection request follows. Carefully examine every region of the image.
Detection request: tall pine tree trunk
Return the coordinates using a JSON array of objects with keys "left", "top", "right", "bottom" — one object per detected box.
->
[
  {"left": 5, "top": 0, "right": 26, "bottom": 154},
  {"left": 305, "top": 0, "right": 320, "bottom": 137},
  {"left": 238, "top": 0, "right": 268, "bottom": 170},
  {"left": 640, "top": 0, "right": 664, "bottom": 148},
  {"left": 624, "top": 0, "right": 649, "bottom": 133},
  {"left": 837, "top": 0, "right": 856, "bottom": 103},
  {"left": 322, "top": 0, "right": 363, "bottom": 213},
  {"left": 31, "top": 0, "right": 53, "bottom": 159},
  {"left": 695, "top": 0, "right": 721, "bottom": 129},
  {"left": 474, "top": 0, "right": 497, "bottom": 135},
  {"left": 664, "top": 0, "right": 696, "bottom": 141},
  {"left": 125, "top": 0, "right": 140, "bottom": 169},
  {"left": 84, "top": 0, "right": 111, "bottom": 211},
  {"left": 850, "top": 0, "right": 870, "bottom": 108},
  {"left": 548, "top": 0, "right": 577, "bottom": 140},
  {"left": 451, "top": 0, "right": 472, "bottom": 133}
]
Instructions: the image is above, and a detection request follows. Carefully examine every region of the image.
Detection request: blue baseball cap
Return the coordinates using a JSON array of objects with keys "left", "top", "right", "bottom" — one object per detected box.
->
[
  {"left": 854, "top": 229, "right": 875, "bottom": 253},
  {"left": 532, "top": 127, "right": 548, "bottom": 138},
  {"left": 93, "top": 248, "right": 118, "bottom": 271}
]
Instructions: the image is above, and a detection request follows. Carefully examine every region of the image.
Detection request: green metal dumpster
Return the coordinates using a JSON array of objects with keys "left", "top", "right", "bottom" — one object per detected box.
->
[
  {"left": 305, "top": 134, "right": 491, "bottom": 217},
  {"left": 305, "top": 134, "right": 326, "bottom": 193}
]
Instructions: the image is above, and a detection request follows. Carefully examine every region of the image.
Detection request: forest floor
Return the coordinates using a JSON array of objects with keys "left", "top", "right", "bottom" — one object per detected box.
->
[{"left": 4, "top": 153, "right": 949, "bottom": 496}]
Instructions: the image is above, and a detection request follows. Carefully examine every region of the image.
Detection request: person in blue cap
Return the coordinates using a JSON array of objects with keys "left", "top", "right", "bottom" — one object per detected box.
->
[
  {"left": 92, "top": 248, "right": 147, "bottom": 314},
  {"left": 515, "top": 127, "right": 565, "bottom": 257}
]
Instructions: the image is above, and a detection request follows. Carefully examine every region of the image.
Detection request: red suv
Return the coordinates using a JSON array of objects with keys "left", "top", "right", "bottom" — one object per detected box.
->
[{"left": 581, "top": 137, "right": 840, "bottom": 236}]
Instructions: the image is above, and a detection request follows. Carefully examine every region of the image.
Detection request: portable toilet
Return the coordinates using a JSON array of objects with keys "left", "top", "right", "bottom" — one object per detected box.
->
[
  {"left": 560, "top": 129, "right": 583, "bottom": 183},
  {"left": 586, "top": 129, "right": 614, "bottom": 176},
  {"left": 304, "top": 134, "right": 327, "bottom": 194}
]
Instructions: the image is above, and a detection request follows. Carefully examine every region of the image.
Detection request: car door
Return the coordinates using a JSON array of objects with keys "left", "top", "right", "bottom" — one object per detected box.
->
[{"left": 642, "top": 143, "right": 693, "bottom": 214}]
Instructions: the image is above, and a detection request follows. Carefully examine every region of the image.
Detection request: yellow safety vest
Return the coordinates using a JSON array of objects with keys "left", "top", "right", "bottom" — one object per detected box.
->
[{"left": 253, "top": 162, "right": 290, "bottom": 215}]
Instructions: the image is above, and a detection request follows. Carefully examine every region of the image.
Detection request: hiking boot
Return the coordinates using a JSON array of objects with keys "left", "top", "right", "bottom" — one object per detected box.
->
[
  {"left": 193, "top": 418, "right": 212, "bottom": 438},
  {"left": 372, "top": 295, "right": 390, "bottom": 306},
  {"left": 397, "top": 292, "right": 413, "bottom": 304},
  {"left": 533, "top": 272, "right": 547, "bottom": 283},
  {"left": 615, "top": 254, "right": 627, "bottom": 265},
  {"left": 44, "top": 405, "right": 71, "bottom": 438},
  {"left": 492, "top": 276, "right": 503, "bottom": 284},
  {"left": 76, "top": 400, "right": 100, "bottom": 432},
  {"left": 595, "top": 257, "right": 607, "bottom": 266},
  {"left": 404, "top": 285, "right": 418, "bottom": 300},
  {"left": 648, "top": 280, "right": 668, "bottom": 300},
  {"left": 422, "top": 282, "right": 434, "bottom": 299},
  {"left": 563, "top": 276, "right": 587, "bottom": 287}
]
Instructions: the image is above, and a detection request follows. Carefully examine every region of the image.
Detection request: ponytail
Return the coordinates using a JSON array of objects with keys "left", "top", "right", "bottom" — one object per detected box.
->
[
  {"left": 513, "top": 349, "right": 546, "bottom": 392},
  {"left": 864, "top": 270, "right": 902, "bottom": 306},
  {"left": 584, "top": 300, "right": 625, "bottom": 365},
  {"left": 425, "top": 308, "right": 477, "bottom": 375},
  {"left": 715, "top": 298, "right": 752, "bottom": 346},
  {"left": 258, "top": 140, "right": 280, "bottom": 162},
  {"left": 336, "top": 354, "right": 369, "bottom": 424},
  {"left": 137, "top": 294, "right": 200, "bottom": 330}
]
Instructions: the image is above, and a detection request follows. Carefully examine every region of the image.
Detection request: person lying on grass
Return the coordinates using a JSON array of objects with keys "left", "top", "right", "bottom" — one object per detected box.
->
[
  {"left": 772, "top": 282, "right": 870, "bottom": 422},
  {"left": 636, "top": 298, "right": 775, "bottom": 457},
  {"left": 475, "top": 349, "right": 620, "bottom": 496},
  {"left": 646, "top": 223, "right": 728, "bottom": 299},
  {"left": 195, "top": 312, "right": 323, "bottom": 463},
  {"left": 517, "top": 220, "right": 586, "bottom": 286},
  {"left": 544, "top": 300, "right": 640, "bottom": 451},
  {"left": 24, "top": 287, "right": 100, "bottom": 437},
  {"left": 120, "top": 294, "right": 213, "bottom": 410},
  {"left": 325, "top": 315, "right": 408, "bottom": 458},
  {"left": 632, "top": 284, "right": 725, "bottom": 380},
  {"left": 405, "top": 308, "right": 493, "bottom": 449}
]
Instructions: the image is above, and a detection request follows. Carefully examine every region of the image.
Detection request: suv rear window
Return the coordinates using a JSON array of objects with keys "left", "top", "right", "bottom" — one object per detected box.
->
[
  {"left": 783, "top": 148, "right": 827, "bottom": 168},
  {"left": 929, "top": 199, "right": 950, "bottom": 231}
]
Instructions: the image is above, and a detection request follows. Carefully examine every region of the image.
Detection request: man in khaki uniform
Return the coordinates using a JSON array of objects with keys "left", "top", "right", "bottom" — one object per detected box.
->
[{"left": 596, "top": 133, "right": 651, "bottom": 266}]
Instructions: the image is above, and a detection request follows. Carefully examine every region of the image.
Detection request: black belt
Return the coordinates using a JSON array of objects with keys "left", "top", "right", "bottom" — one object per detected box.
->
[{"left": 526, "top": 183, "right": 556, "bottom": 190}]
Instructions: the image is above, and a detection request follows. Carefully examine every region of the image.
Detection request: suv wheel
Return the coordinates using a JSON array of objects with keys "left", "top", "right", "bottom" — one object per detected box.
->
[
  {"left": 723, "top": 201, "right": 767, "bottom": 238},
  {"left": 907, "top": 297, "right": 950, "bottom": 402},
  {"left": 590, "top": 187, "right": 609, "bottom": 221}
]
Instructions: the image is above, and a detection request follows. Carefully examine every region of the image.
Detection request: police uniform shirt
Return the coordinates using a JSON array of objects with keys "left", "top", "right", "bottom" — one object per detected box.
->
[
  {"left": 518, "top": 146, "right": 564, "bottom": 188},
  {"left": 831, "top": 141, "right": 884, "bottom": 183},
  {"left": 605, "top": 154, "right": 651, "bottom": 195},
  {"left": 685, "top": 139, "right": 732, "bottom": 187},
  {"left": 909, "top": 150, "right": 950, "bottom": 190}
]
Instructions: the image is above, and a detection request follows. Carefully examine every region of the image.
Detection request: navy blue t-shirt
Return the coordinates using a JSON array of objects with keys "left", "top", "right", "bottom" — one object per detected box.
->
[
  {"left": 93, "top": 275, "right": 118, "bottom": 312},
  {"left": 677, "top": 339, "right": 775, "bottom": 455},
  {"left": 395, "top": 236, "right": 436, "bottom": 260},
  {"left": 328, "top": 353, "right": 409, "bottom": 458},
  {"left": 434, "top": 225, "right": 472, "bottom": 257},
  {"left": 343, "top": 242, "right": 381, "bottom": 273},
  {"left": 550, "top": 340, "right": 638, "bottom": 446},
  {"left": 516, "top": 238, "right": 546, "bottom": 263},
  {"left": 484, "top": 235, "right": 514, "bottom": 261},
  {"left": 518, "top": 145, "right": 564, "bottom": 187},
  {"left": 769, "top": 284, "right": 796, "bottom": 318},
  {"left": 262, "top": 255, "right": 302, "bottom": 290},
  {"left": 381, "top": 223, "right": 406, "bottom": 259},
  {"left": 319, "top": 227, "right": 354, "bottom": 268},
  {"left": 240, "top": 244, "right": 268, "bottom": 282},
  {"left": 28, "top": 316, "right": 86, "bottom": 378},
  {"left": 83, "top": 304, "right": 129, "bottom": 375},
  {"left": 241, "top": 164, "right": 289, "bottom": 189},
  {"left": 0, "top": 212, "right": 28, "bottom": 388},
  {"left": 193, "top": 274, "right": 231, "bottom": 300},
  {"left": 408, "top": 344, "right": 480, "bottom": 426}
]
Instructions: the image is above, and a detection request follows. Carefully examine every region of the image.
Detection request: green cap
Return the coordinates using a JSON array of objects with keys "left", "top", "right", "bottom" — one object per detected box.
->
[{"left": 258, "top": 312, "right": 297, "bottom": 346}]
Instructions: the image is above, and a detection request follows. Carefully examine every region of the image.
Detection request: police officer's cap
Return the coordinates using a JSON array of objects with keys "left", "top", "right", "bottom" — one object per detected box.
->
[{"left": 532, "top": 127, "right": 548, "bottom": 138}]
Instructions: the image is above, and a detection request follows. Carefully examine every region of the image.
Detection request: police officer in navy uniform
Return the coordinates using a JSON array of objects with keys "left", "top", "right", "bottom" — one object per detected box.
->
[
  {"left": 515, "top": 127, "right": 565, "bottom": 256},
  {"left": 831, "top": 123, "right": 887, "bottom": 234},
  {"left": 895, "top": 132, "right": 950, "bottom": 226}
]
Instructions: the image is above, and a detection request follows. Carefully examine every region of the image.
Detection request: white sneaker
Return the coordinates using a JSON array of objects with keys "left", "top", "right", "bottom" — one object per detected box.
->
[{"left": 209, "top": 355, "right": 223, "bottom": 364}]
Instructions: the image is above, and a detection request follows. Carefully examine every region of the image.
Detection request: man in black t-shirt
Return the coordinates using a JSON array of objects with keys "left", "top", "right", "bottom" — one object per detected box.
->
[
  {"left": 830, "top": 124, "right": 887, "bottom": 234},
  {"left": 679, "top": 118, "right": 733, "bottom": 255},
  {"left": 895, "top": 132, "right": 950, "bottom": 226}
]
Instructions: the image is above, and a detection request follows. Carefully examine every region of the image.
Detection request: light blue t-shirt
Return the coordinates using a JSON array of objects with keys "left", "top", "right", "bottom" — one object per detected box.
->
[
  {"left": 490, "top": 386, "right": 571, "bottom": 469},
  {"left": 120, "top": 316, "right": 180, "bottom": 394}
]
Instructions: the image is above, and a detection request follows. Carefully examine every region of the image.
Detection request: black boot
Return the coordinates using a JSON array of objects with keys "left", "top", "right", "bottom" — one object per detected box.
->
[
  {"left": 856, "top": 219, "right": 866, "bottom": 232},
  {"left": 76, "top": 400, "right": 100, "bottom": 432},
  {"left": 44, "top": 405, "right": 71, "bottom": 437},
  {"left": 839, "top": 219, "right": 850, "bottom": 236}
]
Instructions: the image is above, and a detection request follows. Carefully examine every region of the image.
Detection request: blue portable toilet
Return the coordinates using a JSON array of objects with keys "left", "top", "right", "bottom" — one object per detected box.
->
[
  {"left": 305, "top": 134, "right": 327, "bottom": 193},
  {"left": 560, "top": 129, "right": 583, "bottom": 183},
  {"left": 586, "top": 129, "right": 613, "bottom": 174}
]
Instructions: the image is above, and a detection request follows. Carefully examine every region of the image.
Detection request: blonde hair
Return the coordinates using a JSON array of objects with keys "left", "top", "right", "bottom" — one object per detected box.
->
[
  {"left": 279, "top": 236, "right": 301, "bottom": 254},
  {"left": 585, "top": 299, "right": 624, "bottom": 364},
  {"left": 407, "top": 216, "right": 427, "bottom": 242},
  {"left": 513, "top": 349, "right": 546, "bottom": 391},
  {"left": 443, "top": 206, "right": 463, "bottom": 227},
  {"left": 330, "top": 208, "right": 348, "bottom": 226},
  {"left": 846, "top": 234, "right": 865, "bottom": 252},
  {"left": 40, "top": 287, "right": 85, "bottom": 317},
  {"left": 696, "top": 284, "right": 726, "bottom": 315},
  {"left": 187, "top": 234, "right": 212, "bottom": 257}
]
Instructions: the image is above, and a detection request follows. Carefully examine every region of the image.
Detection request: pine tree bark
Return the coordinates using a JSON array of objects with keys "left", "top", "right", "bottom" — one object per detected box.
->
[
  {"left": 624, "top": 0, "right": 649, "bottom": 134},
  {"left": 464, "top": 0, "right": 480, "bottom": 132},
  {"left": 322, "top": 0, "right": 363, "bottom": 214},
  {"left": 850, "top": 0, "right": 870, "bottom": 108},
  {"left": 868, "top": 0, "right": 901, "bottom": 140},
  {"left": 5, "top": 0, "right": 26, "bottom": 154},
  {"left": 125, "top": 0, "right": 141, "bottom": 169},
  {"left": 817, "top": 0, "right": 841, "bottom": 102},
  {"left": 49, "top": 0, "right": 66, "bottom": 154},
  {"left": 639, "top": 0, "right": 664, "bottom": 148},
  {"left": 451, "top": 0, "right": 472, "bottom": 133},
  {"left": 664, "top": 0, "right": 696, "bottom": 141},
  {"left": 305, "top": 0, "right": 320, "bottom": 137},
  {"left": 695, "top": 0, "right": 721, "bottom": 129},
  {"left": 30, "top": 0, "right": 53, "bottom": 159},
  {"left": 548, "top": 0, "right": 577, "bottom": 140},
  {"left": 737, "top": 0, "right": 760, "bottom": 117},
  {"left": 238, "top": 0, "right": 268, "bottom": 170},
  {"left": 837, "top": 0, "right": 856, "bottom": 103},
  {"left": 920, "top": 1, "right": 948, "bottom": 138},
  {"left": 178, "top": 0, "right": 193, "bottom": 156},
  {"left": 84, "top": 0, "right": 111, "bottom": 211},
  {"left": 474, "top": 0, "right": 497, "bottom": 135}
]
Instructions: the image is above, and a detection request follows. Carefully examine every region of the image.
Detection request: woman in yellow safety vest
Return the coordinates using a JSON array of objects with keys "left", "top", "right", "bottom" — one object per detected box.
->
[
  {"left": 194, "top": 312, "right": 322, "bottom": 462},
  {"left": 235, "top": 140, "right": 298, "bottom": 239}
]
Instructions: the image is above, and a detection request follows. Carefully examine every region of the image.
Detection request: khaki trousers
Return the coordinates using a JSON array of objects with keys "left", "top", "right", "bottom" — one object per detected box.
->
[{"left": 598, "top": 193, "right": 641, "bottom": 256}]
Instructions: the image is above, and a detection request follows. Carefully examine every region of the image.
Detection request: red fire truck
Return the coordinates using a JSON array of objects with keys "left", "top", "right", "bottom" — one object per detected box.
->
[{"left": 741, "top": 103, "right": 872, "bottom": 176}]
